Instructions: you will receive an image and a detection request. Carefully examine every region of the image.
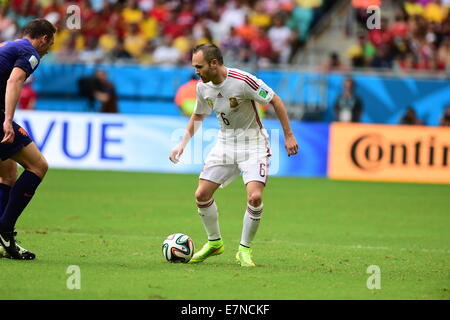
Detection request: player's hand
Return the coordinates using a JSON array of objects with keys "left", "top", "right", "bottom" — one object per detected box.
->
[
  {"left": 285, "top": 134, "right": 298, "bottom": 157},
  {"left": 169, "top": 145, "right": 184, "bottom": 164},
  {"left": 1, "top": 121, "right": 14, "bottom": 144}
]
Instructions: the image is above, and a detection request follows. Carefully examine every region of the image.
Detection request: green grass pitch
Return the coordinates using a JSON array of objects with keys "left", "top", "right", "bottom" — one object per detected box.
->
[{"left": 0, "top": 169, "right": 448, "bottom": 300}]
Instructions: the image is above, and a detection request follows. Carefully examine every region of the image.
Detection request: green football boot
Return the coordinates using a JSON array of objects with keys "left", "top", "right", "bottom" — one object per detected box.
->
[
  {"left": 189, "top": 239, "right": 224, "bottom": 264},
  {"left": 235, "top": 245, "right": 256, "bottom": 267}
]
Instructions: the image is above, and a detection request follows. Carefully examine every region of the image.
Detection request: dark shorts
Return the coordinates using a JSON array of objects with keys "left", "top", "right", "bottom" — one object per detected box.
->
[{"left": 0, "top": 113, "right": 33, "bottom": 161}]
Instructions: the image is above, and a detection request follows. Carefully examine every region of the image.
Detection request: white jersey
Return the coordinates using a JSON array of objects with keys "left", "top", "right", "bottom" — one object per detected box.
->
[{"left": 194, "top": 67, "right": 275, "bottom": 145}]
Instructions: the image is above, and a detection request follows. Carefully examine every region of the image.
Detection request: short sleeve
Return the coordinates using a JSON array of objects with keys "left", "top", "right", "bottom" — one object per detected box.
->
[
  {"left": 193, "top": 83, "right": 212, "bottom": 115},
  {"left": 14, "top": 47, "right": 40, "bottom": 77},
  {"left": 242, "top": 73, "right": 274, "bottom": 105}
]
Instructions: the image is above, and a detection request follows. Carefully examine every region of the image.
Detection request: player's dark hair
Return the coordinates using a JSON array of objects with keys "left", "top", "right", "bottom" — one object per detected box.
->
[
  {"left": 23, "top": 19, "right": 56, "bottom": 39},
  {"left": 192, "top": 43, "right": 223, "bottom": 65}
]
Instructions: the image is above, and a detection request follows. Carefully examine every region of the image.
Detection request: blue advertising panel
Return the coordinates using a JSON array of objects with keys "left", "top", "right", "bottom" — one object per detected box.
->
[{"left": 14, "top": 111, "right": 329, "bottom": 177}]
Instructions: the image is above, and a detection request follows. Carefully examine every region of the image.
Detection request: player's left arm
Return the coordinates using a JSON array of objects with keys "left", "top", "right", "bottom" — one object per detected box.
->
[
  {"left": 2, "top": 67, "right": 27, "bottom": 144},
  {"left": 243, "top": 74, "right": 299, "bottom": 157},
  {"left": 270, "top": 93, "right": 298, "bottom": 157}
]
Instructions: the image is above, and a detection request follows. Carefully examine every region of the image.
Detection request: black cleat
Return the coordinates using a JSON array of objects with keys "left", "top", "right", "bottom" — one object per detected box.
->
[{"left": 0, "top": 231, "right": 36, "bottom": 260}]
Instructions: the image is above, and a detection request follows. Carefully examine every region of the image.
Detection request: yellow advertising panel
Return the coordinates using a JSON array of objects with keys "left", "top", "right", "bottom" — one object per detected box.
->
[{"left": 328, "top": 123, "right": 450, "bottom": 184}]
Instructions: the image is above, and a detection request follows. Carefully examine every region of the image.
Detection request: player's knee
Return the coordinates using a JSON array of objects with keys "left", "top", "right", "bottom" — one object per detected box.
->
[
  {"left": 248, "top": 192, "right": 262, "bottom": 207},
  {"left": 0, "top": 161, "right": 18, "bottom": 186},
  {"left": 1, "top": 175, "right": 17, "bottom": 186},
  {"left": 195, "top": 189, "right": 212, "bottom": 203},
  {"left": 40, "top": 157, "right": 49, "bottom": 176},
  {"left": 0, "top": 171, "right": 17, "bottom": 186},
  {"left": 29, "top": 157, "right": 48, "bottom": 180}
]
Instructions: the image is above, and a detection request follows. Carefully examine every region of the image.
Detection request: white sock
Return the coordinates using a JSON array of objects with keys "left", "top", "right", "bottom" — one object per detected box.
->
[
  {"left": 196, "top": 198, "right": 221, "bottom": 241},
  {"left": 240, "top": 203, "right": 263, "bottom": 248}
]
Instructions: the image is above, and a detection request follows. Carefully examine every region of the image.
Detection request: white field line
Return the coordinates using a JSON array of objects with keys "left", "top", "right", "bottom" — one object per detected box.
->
[
  {"left": 24, "top": 230, "right": 450, "bottom": 254},
  {"left": 257, "top": 239, "right": 450, "bottom": 254}
]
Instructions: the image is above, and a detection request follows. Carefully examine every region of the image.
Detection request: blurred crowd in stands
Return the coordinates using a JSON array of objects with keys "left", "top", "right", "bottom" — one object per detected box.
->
[
  {"left": 347, "top": 0, "right": 450, "bottom": 72},
  {"left": 0, "top": 0, "right": 331, "bottom": 67},
  {"left": 1, "top": 0, "right": 449, "bottom": 73}
]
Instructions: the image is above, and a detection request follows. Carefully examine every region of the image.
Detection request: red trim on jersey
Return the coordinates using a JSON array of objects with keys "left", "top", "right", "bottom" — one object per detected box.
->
[
  {"left": 251, "top": 100, "right": 263, "bottom": 129},
  {"left": 228, "top": 74, "right": 258, "bottom": 91},
  {"left": 228, "top": 72, "right": 259, "bottom": 91},
  {"left": 228, "top": 70, "right": 259, "bottom": 88},
  {"left": 228, "top": 71, "right": 259, "bottom": 89},
  {"left": 251, "top": 99, "right": 272, "bottom": 159}
]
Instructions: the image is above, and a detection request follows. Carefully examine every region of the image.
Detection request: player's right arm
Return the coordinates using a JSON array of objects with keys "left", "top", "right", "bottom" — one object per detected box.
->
[
  {"left": 2, "top": 67, "right": 27, "bottom": 144},
  {"left": 169, "top": 113, "right": 206, "bottom": 163},
  {"left": 170, "top": 83, "right": 211, "bottom": 164}
]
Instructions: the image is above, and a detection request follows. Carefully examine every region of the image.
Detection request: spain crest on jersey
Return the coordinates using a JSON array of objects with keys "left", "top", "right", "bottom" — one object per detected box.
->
[{"left": 229, "top": 97, "right": 238, "bottom": 108}]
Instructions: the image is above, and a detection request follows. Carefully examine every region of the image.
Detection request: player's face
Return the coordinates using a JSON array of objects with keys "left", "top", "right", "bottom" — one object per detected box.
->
[
  {"left": 192, "top": 51, "right": 215, "bottom": 83},
  {"left": 38, "top": 35, "right": 54, "bottom": 57}
]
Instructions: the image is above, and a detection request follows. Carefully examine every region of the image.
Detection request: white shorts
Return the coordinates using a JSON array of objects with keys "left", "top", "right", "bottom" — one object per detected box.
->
[{"left": 200, "top": 142, "right": 271, "bottom": 188}]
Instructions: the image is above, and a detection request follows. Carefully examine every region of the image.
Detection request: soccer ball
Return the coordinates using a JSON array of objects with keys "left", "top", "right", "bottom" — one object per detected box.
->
[{"left": 162, "top": 233, "right": 195, "bottom": 263}]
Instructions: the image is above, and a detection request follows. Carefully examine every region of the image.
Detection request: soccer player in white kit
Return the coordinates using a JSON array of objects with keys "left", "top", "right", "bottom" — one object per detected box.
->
[{"left": 169, "top": 44, "right": 298, "bottom": 267}]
